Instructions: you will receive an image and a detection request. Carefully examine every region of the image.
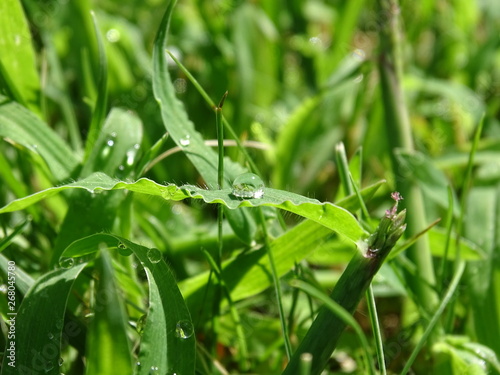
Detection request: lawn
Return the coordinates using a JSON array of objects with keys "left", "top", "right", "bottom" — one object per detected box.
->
[{"left": 1, "top": 0, "right": 500, "bottom": 374}]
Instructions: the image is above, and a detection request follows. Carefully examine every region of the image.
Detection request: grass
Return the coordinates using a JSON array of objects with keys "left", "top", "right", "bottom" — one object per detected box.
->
[{"left": 1, "top": 0, "right": 500, "bottom": 374}]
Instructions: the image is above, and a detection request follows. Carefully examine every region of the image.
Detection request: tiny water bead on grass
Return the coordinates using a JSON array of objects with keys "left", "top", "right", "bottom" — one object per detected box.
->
[
  {"left": 231, "top": 173, "right": 265, "bottom": 199},
  {"left": 147, "top": 248, "right": 162, "bottom": 263}
]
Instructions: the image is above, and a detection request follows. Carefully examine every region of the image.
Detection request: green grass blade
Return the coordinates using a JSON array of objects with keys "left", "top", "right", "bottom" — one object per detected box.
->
[
  {"left": 0, "top": 0, "right": 40, "bottom": 112},
  {"left": 290, "top": 279, "right": 375, "bottom": 375},
  {"left": 85, "top": 250, "right": 133, "bottom": 375},
  {"left": 153, "top": 0, "right": 256, "bottom": 245},
  {"left": 0, "top": 254, "right": 34, "bottom": 295},
  {"left": 50, "top": 108, "right": 142, "bottom": 265},
  {"left": 378, "top": 0, "right": 439, "bottom": 327},
  {"left": 152, "top": 0, "right": 246, "bottom": 187},
  {"left": 0, "top": 263, "right": 87, "bottom": 374},
  {"left": 61, "top": 234, "right": 196, "bottom": 375},
  {"left": 0, "top": 172, "right": 366, "bottom": 242},
  {"left": 283, "top": 197, "right": 406, "bottom": 375},
  {"left": 0, "top": 96, "right": 79, "bottom": 181},
  {"left": 400, "top": 260, "right": 466, "bottom": 375},
  {"left": 84, "top": 11, "right": 109, "bottom": 161}
]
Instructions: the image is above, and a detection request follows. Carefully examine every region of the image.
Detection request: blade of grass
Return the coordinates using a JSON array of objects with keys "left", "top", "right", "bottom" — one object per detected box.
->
[
  {"left": 0, "top": 95, "right": 79, "bottom": 181},
  {"left": 0, "top": 263, "right": 87, "bottom": 375},
  {"left": 377, "top": 0, "right": 440, "bottom": 329},
  {"left": 201, "top": 248, "right": 249, "bottom": 370},
  {"left": 400, "top": 260, "right": 466, "bottom": 375},
  {"left": 335, "top": 141, "right": 385, "bottom": 374},
  {"left": 84, "top": 11, "right": 109, "bottom": 161},
  {"left": 0, "top": 0, "right": 40, "bottom": 112},
  {"left": 61, "top": 234, "right": 196, "bottom": 374},
  {"left": 0, "top": 172, "right": 366, "bottom": 243},
  {"left": 165, "top": 50, "right": 261, "bottom": 177},
  {"left": 290, "top": 279, "right": 375, "bottom": 375},
  {"left": 283, "top": 197, "right": 406, "bottom": 375},
  {"left": 85, "top": 249, "right": 133, "bottom": 375},
  {"left": 258, "top": 207, "right": 292, "bottom": 360}
]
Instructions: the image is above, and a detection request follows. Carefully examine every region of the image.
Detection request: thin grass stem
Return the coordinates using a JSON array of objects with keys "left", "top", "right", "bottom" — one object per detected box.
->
[
  {"left": 400, "top": 260, "right": 466, "bottom": 375},
  {"left": 257, "top": 207, "right": 292, "bottom": 360}
]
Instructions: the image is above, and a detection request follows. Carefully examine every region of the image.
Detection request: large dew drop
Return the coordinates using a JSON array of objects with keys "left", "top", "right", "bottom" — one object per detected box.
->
[
  {"left": 175, "top": 319, "right": 194, "bottom": 339},
  {"left": 231, "top": 173, "right": 265, "bottom": 199},
  {"left": 147, "top": 248, "right": 162, "bottom": 264},
  {"left": 59, "top": 258, "right": 75, "bottom": 269}
]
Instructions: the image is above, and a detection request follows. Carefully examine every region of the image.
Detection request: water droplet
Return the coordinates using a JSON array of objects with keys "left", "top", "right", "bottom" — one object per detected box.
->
[
  {"left": 147, "top": 248, "right": 162, "bottom": 264},
  {"left": 231, "top": 173, "right": 265, "bottom": 199},
  {"left": 106, "top": 28, "right": 120, "bottom": 43},
  {"left": 126, "top": 150, "right": 136, "bottom": 166},
  {"left": 179, "top": 135, "right": 190, "bottom": 147},
  {"left": 117, "top": 242, "right": 132, "bottom": 256},
  {"left": 0, "top": 284, "right": 7, "bottom": 293},
  {"left": 134, "top": 143, "right": 140, "bottom": 150},
  {"left": 150, "top": 366, "right": 159, "bottom": 374},
  {"left": 59, "top": 258, "right": 74, "bottom": 269},
  {"left": 175, "top": 319, "right": 194, "bottom": 339},
  {"left": 136, "top": 314, "right": 147, "bottom": 334},
  {"left": 136, "top": 361, "right": 141, "bottom": 368},
  {"left": 118, "top": 165, "right": 125, "bottom": 171},
  {"left": 58, "top": 358, "right": 64, "bottom": 366},
  {"left": 14, "top": 34, "right": 22, "bottom": 45},
  {"left": 107, "top": 139, "right": 115, "bottom": 147},
  {"left": 48, "top": 332, "right": 54, "bottom": 340}
]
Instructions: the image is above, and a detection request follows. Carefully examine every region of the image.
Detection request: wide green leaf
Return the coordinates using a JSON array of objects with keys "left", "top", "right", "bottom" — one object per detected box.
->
[
  {"left": 0, "top": 172, "right": 366, "bottom": 242},
  {"left": 61, "top": 234, "right": 195, "bottom": 375},
  {"left": 0, "top": 263, "right": 87, "bottom": 375},
  {"left": 0, "top": 0, "right": 40, "bottom": 111}
]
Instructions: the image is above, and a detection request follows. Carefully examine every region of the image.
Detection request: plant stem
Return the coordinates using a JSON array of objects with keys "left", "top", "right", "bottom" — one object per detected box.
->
[
  {"left": 366, "top": 286, "right": 387, "bottom": 375},
  {"left": 257, "top": 207, "right": 292, "bottom": 360},
  {"left": 377, "top": 0, "right": 439, "bottom": 329}
]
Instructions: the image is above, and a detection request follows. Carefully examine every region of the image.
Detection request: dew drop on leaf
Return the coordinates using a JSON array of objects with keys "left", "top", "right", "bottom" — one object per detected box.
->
[
  {"left": 231, "top": 173, "right": 265, "bottom": 199},
  {"left": 147, "top": 248, "right": 162, "bottom": 263},
  {"left": 59, "top": 258, "right": 75, "bottom": 269},
  {"left": 175, "top": 319, "right": 194, "bottom": 339},
  {"left": 117, "top": 242, "right": 132, "bottom": 256},
  {"left": 179, "top": 135, "right": 190, "bottom": 147}
]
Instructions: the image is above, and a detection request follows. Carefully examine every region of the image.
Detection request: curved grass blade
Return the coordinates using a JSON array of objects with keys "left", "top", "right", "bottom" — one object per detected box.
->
[
  {"left": 153, "top": 0, "right": 256, "bottom": 244},
  {"left": 0, "top": 172, "right": 366, "bottom": 242},
  {"left": 0, "top": 263, "right": 87, "bottom": 375},
  {"left": 0, "top": 95, "right": 79, "bottom": 181},
  {"left": 61, "top": 234, "right": 195, "bottom": 375}
]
